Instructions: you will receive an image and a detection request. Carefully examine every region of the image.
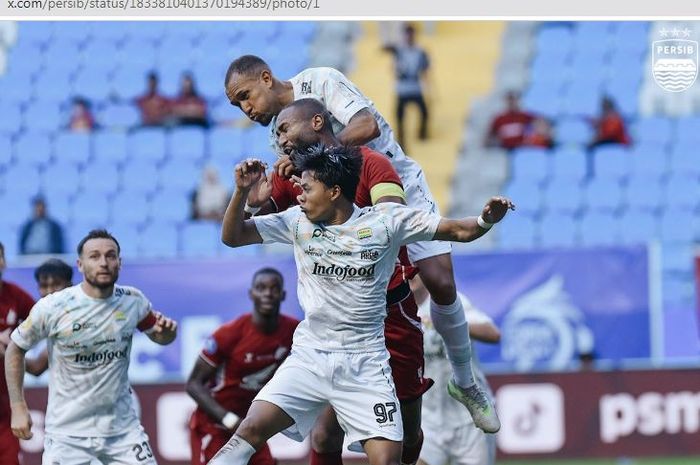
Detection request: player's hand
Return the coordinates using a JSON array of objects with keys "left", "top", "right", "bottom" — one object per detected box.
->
[
  {"left": 481, "top": 196, "right": 515, "bottom": 224},
  {"left": 234, "top": 159, "right": 267, "bottom": 191},
  {"left": 274, "top": 154, "right": 295, "bottom": 179},
  {"left": 246, "top": 171, "right": 274, "bottom": 208},
  {"left": 10, "top": 402, "right": 33, "bottom": 440},
  {"left": 152, "top": 312, "right": 178, "bottom": 335}
]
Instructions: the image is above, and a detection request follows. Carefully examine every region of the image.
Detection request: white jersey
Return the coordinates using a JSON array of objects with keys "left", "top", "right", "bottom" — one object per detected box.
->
[
  {"left": 253, "top": 202, "right": 440, "bottom": 352},
  {"left": 11, "top": 284, "right": 156, "bottom": 437},
  {"left": 418, "top": 292, "right": 495, "bottom": 429},
  {"left": 270, "top": 67, "right": 423, "bottom": 176}
]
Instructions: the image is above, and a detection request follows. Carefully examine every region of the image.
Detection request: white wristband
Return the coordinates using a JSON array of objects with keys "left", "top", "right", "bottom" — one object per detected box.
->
[
  {"left": 477, "top": 215, "right": 493, "bottom": 230},
  {"left": 244, "top": 203, "right": 261, "bottom": 215},
  {"left": 222, "top": 411, "right": 240, "bottom": 429}
]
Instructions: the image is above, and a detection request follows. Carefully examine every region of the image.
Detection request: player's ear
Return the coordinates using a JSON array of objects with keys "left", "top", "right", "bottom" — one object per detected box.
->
[
  {"left": 76, "top": 257, "right": 84, "bottom": 274},
  {"left": 261, "top": 69, "right": 273, "bottom": 88},
  {"left": 328, "top": 185, "right": 342, "bottom": 201},
  {"left": 281, "top": 290, "right": 286, "bottom": 302},
  {"left": 311, "top": 114, "right": 324, "bottom": 132}
]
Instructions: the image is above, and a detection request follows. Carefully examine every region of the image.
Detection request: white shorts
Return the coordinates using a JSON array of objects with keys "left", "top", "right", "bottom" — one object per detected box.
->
[
  {"left": 394, "top": 157, "right": 452, "bottom": 263},
  {"left": 254, "top": 345, "right": 403, "bottom": 452},
  {"left": 419, "top": 423, "right": 496, "bottom": 465},
  {"left": 43, "top": 425, "right": 157, "bottom": 465}
]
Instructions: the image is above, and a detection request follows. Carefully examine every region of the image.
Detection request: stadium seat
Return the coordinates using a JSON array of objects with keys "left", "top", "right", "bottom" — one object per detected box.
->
[
  {"left": 127, "top": 128, "right": 167, "bottom": 163},
  {"left": 72, "top": 70, "right": 113, "bottom": 104},
  {"left": 41, "top": 162, "right": 81, "bottom": 197},
  {"left": 0, "top": 192, "right": 34, "bottom": 228},
  {"left": 668, "top": 143, "right": 700, "bottom": 176},
  {"left": 14, "top": 132, "right": 53, "bottom": 168},
  {"left": 179, "top": 221, "right": 220, "bottom": 257},
  {"left": 208, "top": 127, "right": 246, "bottom": 163},
  {"left": 70, "top": 193, "right": 111, "bottom": 225},
  {"left": 17, "top": 22, "right": 54, "bottom": 47},
  {"left": 624, "top": 176, "right": 664, "bottom": 213},
  {"left": 536, "top": 26, "right": 573, "bottom": 56},
  {"left": 560, "top": 88, "right": 599, "bottom": 118},
  {"left": 111, "top": 192, "right": 150, "bottom": 227},
  {"left": 555, "top": 118, "right": 593, "bottom": 146},
  {"left": 543, "top": 179, "right": 584, "bottom": 215},
  {"left": 168, "top": 127, "right": 206, "bottom": 162},
  {"left": 584, "top": 178, "right": 624, "bottom": 213},
  {"left": 631, "top": 117, "right": 674, "bottom": 146},
  {"left": 616, "top": 210, "right": 658, "bottom": 245},
  {"left": 538, "top": 213, "right": 579, "bottom": 248},
  {"left": 159, "top": 160, "right": 200, "bottom": 193},
  {"left": 149, "top": 190, "right": 192, "bottom": 224},
  {"left": 52, "top": 22, "right": 92, "bottom": 46},
  {"left": 23, "top": 101, "right": 63, "bottom": 133},
  {"left": 592, "top": 145, "right": 631, "bottom": 181},
  {"left": 88, "top": 21, "right": 128, "bottom": 43},
  {"left": 496, "top": 214, "right": 539, "bottom": 249},
  {"left": 107, "top": 222, "right": 140, "bottom": 259},
  {"left": 110, "top": 65, "right": 148, "bottom": 102},
  {"left": 54, "top": 132, "right": 91, "bottom": 166},
  {"left": 629, "top": 143, "right": 669, "bottom": 180},
  {"left": 0, "top": 225, "right": 20, "bottom": 261},
  {"left": 121, "top": 161, "right": 160, "bottom": 196},
  {"left": 664, "top": 174, "right": 700, "bottom": 210},
  {"left": 579, "top": 212, "right": 620, "bottom": 246},
  {"left": 0, "top": 134, "right": 12, "bottom": 168},
  {"left": 661, "top": 243, "right": 695, "bottom": 275},
  {"left": 660, "top": 208, "right": 695, "bottom": 244},
  {"left": 504, "top": 180, "right": 543, "bottom": 216},
  {"left": 139, "top": 222, "right": 179, "bottom": 258},
  {"left": 44, "top": 193, "right": 73, "bottom": 222},
  {"left": 0, "top": 72, "right": 34, "bottom": 106},
  {"left": 99, "top": 104, "right": 141, "bottom": 130},
  {"left": 675, "top": 117, "right": 700, "bottom": 144},
  {"left": 510, "top": 147, "right": 550, "bottom": 185},
  {"left": 94, "top": 131, "right": 128, "bottom": 164},
  {"left": 0, "top": 102, "right": 22, "bottom": 135},
  {"left": 80, "top": 161, "right": 121, "bottom": 196}
]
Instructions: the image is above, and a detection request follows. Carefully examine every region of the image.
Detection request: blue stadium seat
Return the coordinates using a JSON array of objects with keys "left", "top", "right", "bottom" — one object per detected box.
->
[
  {"left": 664, "top": 174, "right": 700, "bottom": 210},
  {"left": 538, "top": 213, "right": 579, "bottom": 248},
  {"left": 616, "top": 210, "right": 658, "bottom": 245},
  {"left": 163, "top": 22, "right": 204, "bottom": 42},
  {"left": 522, "top": 87, "right": 561, "bottom": 120},
  {"left": 88, "top": 22, "right": 128, "bottom": 43},
  {"left": 245, "top": 125, "right": 275, "bottom": 159},
  {"left": 14, "top": 132, "right": 52, "bottom": 168},
  {"left": 179, "top": 221, "right": 219, "bottom": 257},
  {"left": 560, "top": 88, "right": 599, "bottom": 118},
  {"left": 34, "top": 71, "right": 74, "bottom": 104},
  {"left": 669, "top": 144, "right": 700, "bottom": 176},
  {"left": 208, "top": 127, "right": 246, "bottom": 163},
  {"left": 106, "top": 222, "right": 140, "bottom": 259},
  {"left": 149, "top": 190, "right": 192, "bottom": 224},
  {"left": 584, "top": 178, "right": 624, "bottom": 213},
  {"left": 168, "top": 127, "right": 206, "bottom": 162},
  {"left": 94, "top": 131, "right": 128, "bottom": 163},
  {"left": 68, "top": 221, "right": 110, "bottom": 251},
  {"left": 0, "top": 225, "right": 20, "bottom": 261},
  {"left": 543, "top": 179, "right": 583, "bottom": 215},
  {"left": 117, "top": 39, "right": 159, "bottom": 70},
  {"left": 121, "top": 160, "right": 160, "bottom": 196},
  {"left": 555, "top": 118, "right": 593, "bottom": 145},
  {"left": 504, "top": 180, "right": 543, "bottom": 216},
  {"left": 0, "top": 72, "right": 35, "bottom": 106},
  {"left": 70, "top": 193, "right": 111, "bottom": 225},
  {"left": 41, "top": 162, "right": 81, "bottom": 198},
  {"left": 110, "top": 66, "right": 148, "bottom": 102},
  {"left": 675, "top": 117, "right": 700, "bottom": 144},
  {"left": 660, "top": 208, "right": 694, "bottom": 244},
  {"left": 209, "top": 100, "right": 242, "bottom": 125},
  {"left": 497, "top": 215, "right": 539, "bottom": 249},
  {"left": 510, "top": 147, "right": 550, "bottom": 185},
  {"left": 124, "top": 21, "right": 168, "bottom": 43},
  {"left": 629, "top": 143, "right": 669, "bottom": 180},
  {"left": 54, "top": 132, "right": 91, "bottom": 166},
  {"left": 157, "top": 36, "right": 196, "bottom": 66},
  {"left": 80, "top": 161, "right": 121, "bottom": 196},
  {"left": 592, "top": 145, "right": 631, "bottom": 181},
  {"left": 72, "top": 70, "right": 113, "bottom": 104},
  {"left": 157, "top": 63, "right": 192, "bottom": 97},
  {"left": 536, "top": 26, "right": 574, "bottom": 56},
  {"left": 0, "top": 102, "right": 23, "bottom": 135},
  {"left": 111, "top": 192, "right": 150, "bottom": 227},
  {"left": 579, "top": 212, "right": 619, "bottom": 246},
  {"left": 24, "top": 101, "right": 63, "bottom": 133},
  {"left": 139, "top": 222, "right": 179, "bottom": 258},
  {"left": 159, "top": 160, "right": 200, "bottom": 193},
  {"left": 52, "top": 22, "right": 92, "bottom": 45},
  {"left": 279, "top": 21, "right": 317, "bottom": 40},
  {"left": 662, "top": 243, "right": 694, "bottom": 275},
  {"left": 0, "top": 192, "right": 34, "bottom": 228},
  {"left": 127, "top": 128, "right": 167, "bottom": 163},
  {"left": 99, "top": 104, "right": 141, "bottom": 130},
  {"left": 0, "top": 134, "right": 12, "bottom": 168},
  {"left": 17, "top": 22, "right": 54, "bottom": 47},
  {"left": 194, "top": 67, "right": 229, "bottom": 102},
  {"left": 624, "top": 176, "right": 664, "bottom": 213},
  {"left": 631, "top": 117, "right": 673, "bottom": 146}
]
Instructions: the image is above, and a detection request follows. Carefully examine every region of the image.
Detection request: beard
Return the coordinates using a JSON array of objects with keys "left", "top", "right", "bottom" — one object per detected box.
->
[{"left": 85, "top": 271, "right": 118, "bottom": 289}]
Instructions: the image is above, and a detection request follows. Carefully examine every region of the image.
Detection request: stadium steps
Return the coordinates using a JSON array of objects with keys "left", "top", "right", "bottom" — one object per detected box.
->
[{"left": 350, "top": 21, "right": 505, "bottom": 214}]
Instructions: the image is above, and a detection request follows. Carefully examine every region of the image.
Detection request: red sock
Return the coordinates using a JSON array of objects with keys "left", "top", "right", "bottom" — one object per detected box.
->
[
  {"left": 310, "top": 450, "right": 343, "bottom": 465},
  {"left": 401, "top": 429, "right": 424, "bottom": 465}
]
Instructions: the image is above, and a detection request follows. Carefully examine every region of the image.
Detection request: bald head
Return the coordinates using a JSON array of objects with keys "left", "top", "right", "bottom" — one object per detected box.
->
[
  {"left": 276, "top": 98, "right": 339, "bottom": 156},
  {"left": 225, "top": 55, "right": 271, "bottom": 87},
  {"left": 280, "top": 98, "right": 333, "bottom": 129}
]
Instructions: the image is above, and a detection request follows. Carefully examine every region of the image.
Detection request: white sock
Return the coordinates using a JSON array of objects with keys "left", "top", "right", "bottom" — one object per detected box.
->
[
  {"left": 430, "top": 297, "right": 475, "bottom": 387},
  {"left": 207, "top": 434, "right": 256, "bottom": 465}
]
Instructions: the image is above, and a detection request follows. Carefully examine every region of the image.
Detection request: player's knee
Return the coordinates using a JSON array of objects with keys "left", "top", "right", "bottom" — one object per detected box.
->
[
  {"left": 310, "top": 424, "right": 344, "bottom": 453},
  {"left": 235, "top": 417, "right": 267, "bottom": 449},
  {"left": 368, "top": 446, "right": 401, "bottom": 465},
  {"left": 420, "top": 271, "right": 456, "bottom": 304}
]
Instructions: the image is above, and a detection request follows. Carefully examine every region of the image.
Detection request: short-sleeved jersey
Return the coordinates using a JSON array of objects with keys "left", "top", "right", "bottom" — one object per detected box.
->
[
  {"left": 418, "top": 292, "right": 495, "bottom": 429},
  {"left": 0, "top": 281, "right": 35, "bottom": 425},
  {"left": 11, "top": 284, "right": 157, "bottom": 436},
  {"left": 192, "top": 314, "right": 299, "bottom": 426},
  {"left": 269, "top": 68, "right": 412, "bottom": 167},
  {"left": 252, "top": 203, "right": 441, "bottom": 352}
]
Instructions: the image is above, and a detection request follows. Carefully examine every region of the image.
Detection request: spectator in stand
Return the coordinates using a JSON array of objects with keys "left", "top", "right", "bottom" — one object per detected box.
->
[
  {"left": 136, "top": 72, "right": 171, "bottom": 127},
  {"left": 19, "top": 196, "right": 65, "bottom": 255},
  {"left": 523, "top": 117, "right": 554, "bottom": 149},
  {"left": 192, "top": 166, "right": 229, "bottom": 221},
  {"left": 384, "top": 24, "right": 431, "bottom": 147},
  {"left": 68, "top": 97, "right": 96, "bottom": 132},
  {"left": 589, "top": 96, "right": 631, "bottom": 148},
  {"left": 485, "top": 91, "right": 536, "bottom": 150},
  {"left": 171, "top": 73, "right": 208, "bottom": 127}
]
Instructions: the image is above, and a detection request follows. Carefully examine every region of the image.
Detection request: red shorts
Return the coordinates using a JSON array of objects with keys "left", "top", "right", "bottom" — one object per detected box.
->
[
  {"left": 0, "top": 425, "right": 20, "bottom": 465},
  {"left": 385, "top": 288, "right": 433, "bottom": 402},
  {"left": 189, "top": 420, "right": 275, "bottom": 465}
]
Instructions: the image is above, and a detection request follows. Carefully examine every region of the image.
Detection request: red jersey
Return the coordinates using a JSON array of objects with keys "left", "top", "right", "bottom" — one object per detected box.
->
[
  {"left": 489, "top": 111, "right": 536, "bottom": 149},
  {"left": 192, "top": 314, "right": 299, "bottom": 427},
  {"left": 269, "top": 146, "right": 417, "bottom": 299},
  {"left": 0, "top": 281, "right": 35, "bottom": 426},
  {"left": 596, "top": 112, "right": 630, "bottom": 145}
]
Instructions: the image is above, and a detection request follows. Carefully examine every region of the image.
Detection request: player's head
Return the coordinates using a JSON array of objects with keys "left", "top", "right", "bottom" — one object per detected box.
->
[
  {"left": 77, "top": 229, "right": 121, "bottom": 290},
  {"left": 225, "top": 55, "right": 281, "bottom": 127},
  {"left": 505, "top": 90, "right": 520, "bottom": 110},
  {"left": 32, "top": 195, "right": 47, "bottom": 219},
  {"left": 35, "top": 259, "right": 73, "bottom": 297},
  {"left": 249, "top": 267, "right": 286, "bottom": 318},
  {"left": 0, "top": 241, "right": 5, "bottom": 279},
  {"left": 276, "top": 98, "right": 335, "bottom": 156},
  {"left": 292, "top": 144, "right": 362, "bottom": 222}
]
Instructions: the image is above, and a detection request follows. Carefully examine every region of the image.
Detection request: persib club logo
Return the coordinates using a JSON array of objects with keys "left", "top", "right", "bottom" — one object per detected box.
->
[{"left": 652, "top": 28, "right": 698, "bottom": 92}]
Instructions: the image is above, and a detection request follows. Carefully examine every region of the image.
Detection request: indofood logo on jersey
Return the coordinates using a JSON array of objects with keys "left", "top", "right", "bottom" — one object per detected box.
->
[
  {"left": 311, "top": 262, "right": 375, "bottom": 281},
  {"left": 653, "top": 28, "right": 698, "bottom": 92},
  {"left": 74, "top": 347, "right": 128, "bottom": 365},
  {"left": 501, "top": 275, "right": 594, "bottom": 371}
]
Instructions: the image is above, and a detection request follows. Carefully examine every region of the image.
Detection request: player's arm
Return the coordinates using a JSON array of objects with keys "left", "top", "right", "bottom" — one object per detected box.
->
[
  {"left": 365, "top": 152, "right": 407, "bottom": 205},
  {"left": 146, "top": 311, "right": 178, "bottom": 345},
  {"left": 337, "top": 108, "right": 380, "bottom": 146},
  {"left": 186, "top": 357, "right": 239, "bottom": 431},
  {"left": 25, "top": 349, "right": 49, "bottom": 376},
  {"left": 433, "top": 196, "right": 515, "bottom": 242},
  {"left": 4, "top": 342, "right": 33, "bottom": 439},
  {"left": 221, "top": 159, "right": 266, "bottom": 247}
]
